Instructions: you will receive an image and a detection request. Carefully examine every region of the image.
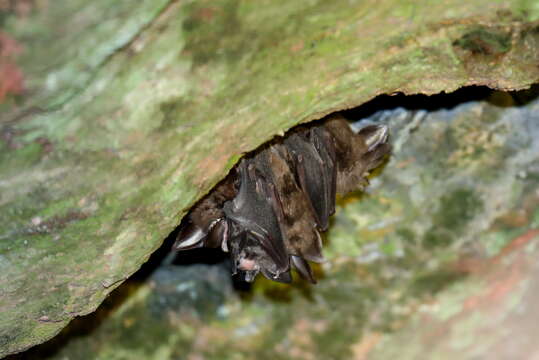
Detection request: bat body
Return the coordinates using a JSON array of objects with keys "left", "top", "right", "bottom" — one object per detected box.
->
[{"left": 174, "top": 115, "right": 390, "bottom": 284}]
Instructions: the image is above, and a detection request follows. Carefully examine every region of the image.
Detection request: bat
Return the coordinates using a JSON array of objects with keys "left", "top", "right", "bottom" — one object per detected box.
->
[{"left": 174, "top": 115, "right": 390, "bottom": 284}]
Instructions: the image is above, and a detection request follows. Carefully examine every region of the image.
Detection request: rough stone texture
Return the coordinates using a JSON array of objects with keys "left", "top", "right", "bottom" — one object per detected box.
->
[
  {"left": 1, "top": 0, "right": 539, "bottom": 357},
  {"left": 9, "top": 88, "right": 539, "bottom": 360}
]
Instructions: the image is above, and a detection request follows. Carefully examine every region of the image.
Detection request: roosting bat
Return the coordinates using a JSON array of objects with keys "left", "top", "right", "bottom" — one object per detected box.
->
[{"left": 174, "top": 115, "right": 390, "bottom": 284}]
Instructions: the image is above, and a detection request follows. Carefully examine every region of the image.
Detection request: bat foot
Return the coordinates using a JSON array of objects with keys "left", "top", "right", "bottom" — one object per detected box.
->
[{"left": 173, "top": 221, "right": 206, "bottom": 250}]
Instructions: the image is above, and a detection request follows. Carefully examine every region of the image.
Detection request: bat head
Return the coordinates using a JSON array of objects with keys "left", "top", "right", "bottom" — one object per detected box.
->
[{"left": 228, "top": 229, "right": 292, "bottom": 283}]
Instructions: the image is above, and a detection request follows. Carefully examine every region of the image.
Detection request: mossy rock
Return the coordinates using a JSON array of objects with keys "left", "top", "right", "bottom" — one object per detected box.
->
[{"left": 1, "top": 0, "right": 539, "bottom": 357}]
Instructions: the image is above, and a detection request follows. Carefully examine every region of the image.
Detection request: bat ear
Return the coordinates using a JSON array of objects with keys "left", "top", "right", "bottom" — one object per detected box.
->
[
  {"left": 357, "top": 124, "right": 389, "bottom": 151},
  {"left": 291, "top": 255, "right": 317, "bottom": 284},
  {"left": 173, "top": 219, "right": 206, "bottom": 250}
]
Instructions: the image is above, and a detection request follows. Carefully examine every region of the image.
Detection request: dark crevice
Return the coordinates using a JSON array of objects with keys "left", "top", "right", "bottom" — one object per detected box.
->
[{"left": 342, "top": 84, "right": 539, "bottom": 122}]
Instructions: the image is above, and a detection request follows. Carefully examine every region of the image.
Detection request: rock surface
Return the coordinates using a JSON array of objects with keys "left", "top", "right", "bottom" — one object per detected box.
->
[
  {"left": 1, "top": 0, "right": 539, "bottom": 356},
  {"left": 9, "top": 87, "right": 539, "bottom": 360}
]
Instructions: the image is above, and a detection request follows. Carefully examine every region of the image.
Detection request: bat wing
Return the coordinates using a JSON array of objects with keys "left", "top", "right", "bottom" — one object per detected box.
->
[
  {"left": 284, "top": 131, "right": 334, "bottom": 231},
  {"left": 261, "top": 267, "right": 292, "bottom": 283},
  {"left": 291, "top": 255, "right": 316, "bottom": 284},
  {"left": 223, "top": 158, "right": 290, "bottom": 277},
  {"left": 310, "top": 125, "right": 337, "bottom": 218},
  {"left": 265, "top": 145, "right": 325, "bottom": 263}
]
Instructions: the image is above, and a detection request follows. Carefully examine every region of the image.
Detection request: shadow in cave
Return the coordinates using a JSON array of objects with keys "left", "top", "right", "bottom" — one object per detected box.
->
[
  {"left": 8, "top": 84, "right": 539, "bottom": 360},
  {"left": 341, "top": 84, "right": 539, "bottom": 121}
]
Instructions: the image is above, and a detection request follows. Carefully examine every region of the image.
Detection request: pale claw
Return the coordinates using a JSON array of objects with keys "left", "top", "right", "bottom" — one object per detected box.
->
[{"left": 173, "top": 221, "right": 206, "bottom": 250}]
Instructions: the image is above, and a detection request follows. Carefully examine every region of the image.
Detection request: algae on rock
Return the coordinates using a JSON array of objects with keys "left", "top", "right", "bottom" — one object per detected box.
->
[{"left": 1, "top": 0, "right": 539, "bottom": 357}]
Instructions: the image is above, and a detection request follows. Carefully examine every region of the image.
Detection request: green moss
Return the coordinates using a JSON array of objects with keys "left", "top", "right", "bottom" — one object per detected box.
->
[
  {"left": 454, "top": 26, "right": 512, "bottom": 55},
  {"left": 409, "top": 269, "right": 465, "bottom": 297},
  {"left": 396, "top": 227, "right": 417, "bottom": 244},
  {"left": 433, "top": 188, "right": 484, "bottom": 232},
  {"left": 423, "top": 228, "right": 455, "bottom": 248},
  {"left": 533, "top": 207, "right": 539, "bottom": 228},
  {"left": 2, "top": 0, "right": 539, "bottom": 356},
  {"left": 422, "top": 188, "right": 483, "bottom": 248},
  {"left": 0, "top": 142, "right": 43, "bottom": 173}
]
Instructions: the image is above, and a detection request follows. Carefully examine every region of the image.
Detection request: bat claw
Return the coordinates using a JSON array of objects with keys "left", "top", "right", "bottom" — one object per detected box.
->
[
  {"left": 173, "top": 220, "right": 206, "bottom": 250},
  {"left": 262, "top": 268, "right": 292, "bottom": 283},
  {"left": 358, "top": 124, "right": 389, "bottom": 152},
  {"left": 291, "top": 255, "right": 316, "bottom": 284}
]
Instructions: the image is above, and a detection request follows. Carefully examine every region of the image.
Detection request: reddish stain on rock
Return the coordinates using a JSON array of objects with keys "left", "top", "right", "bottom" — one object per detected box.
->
[
  {"left": 290, "top": 41, "right": 305, "bottom": 53},
  {"left": 196, "top": 7, "right": 216, "bottom": 21},
  {"left": 460, "top": 229, "right": 539, "bottom": 310},
  {"left": 0, "top": 31, "right": 25, "bottom": 102},
  {"left": 494, "top": 229, "right": 539, "bottom": 260}
]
